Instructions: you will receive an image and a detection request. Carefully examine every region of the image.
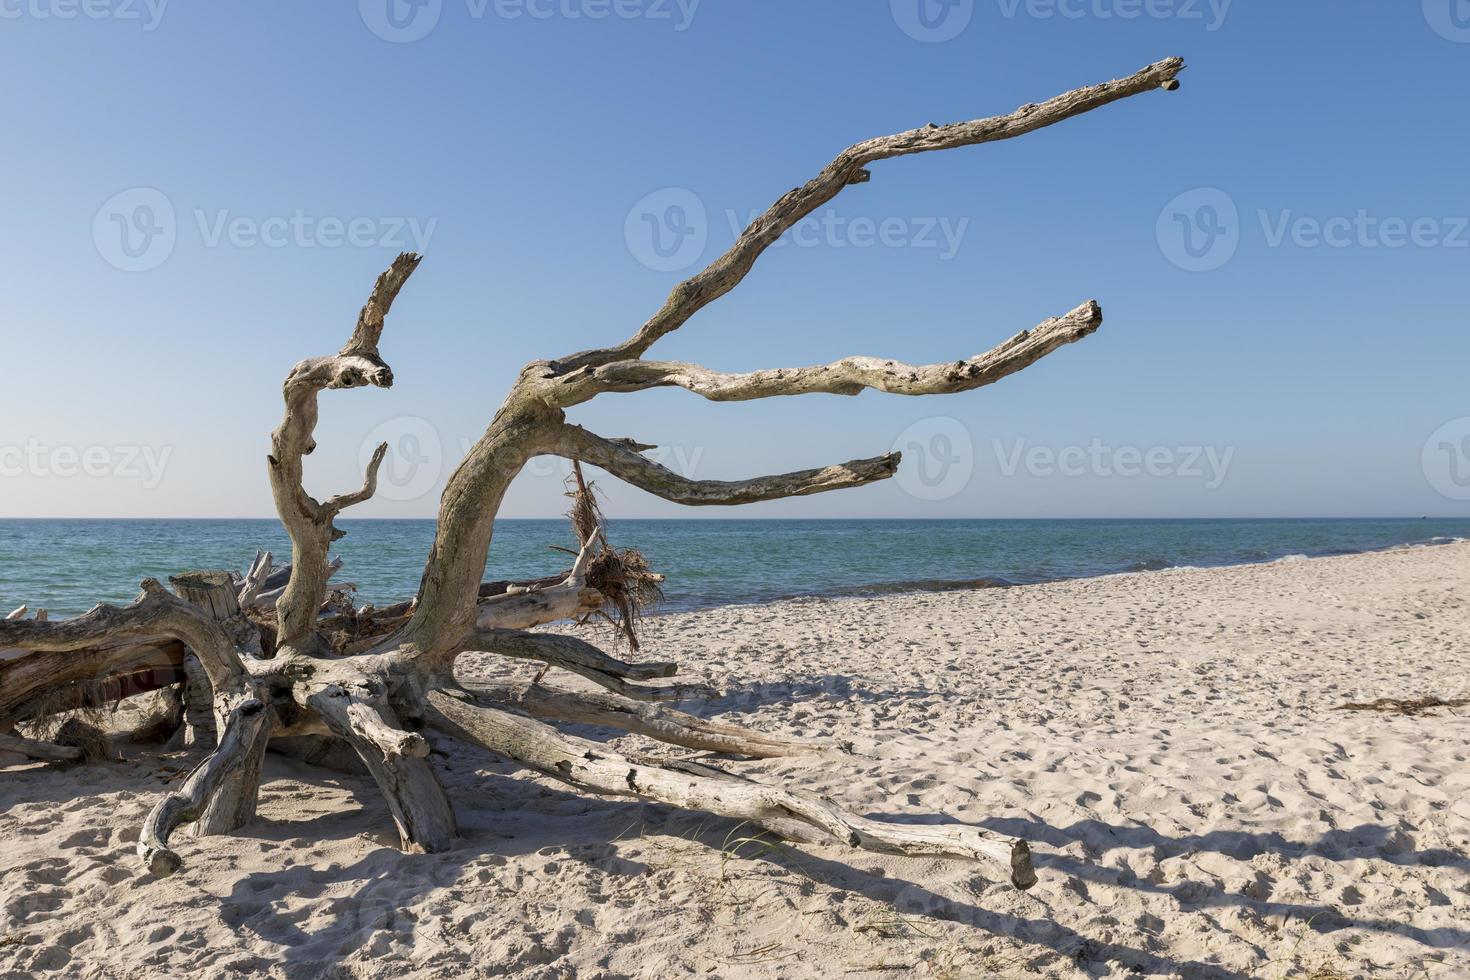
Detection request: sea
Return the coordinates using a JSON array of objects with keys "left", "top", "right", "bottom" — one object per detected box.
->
[{"left": 1, "top": 518, "right": 1465, "bottom": 620}]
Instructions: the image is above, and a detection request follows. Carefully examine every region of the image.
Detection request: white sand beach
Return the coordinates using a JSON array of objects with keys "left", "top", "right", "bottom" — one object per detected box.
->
[{"left": 2, "top": 541, "right": 1467, "bottom": 979}]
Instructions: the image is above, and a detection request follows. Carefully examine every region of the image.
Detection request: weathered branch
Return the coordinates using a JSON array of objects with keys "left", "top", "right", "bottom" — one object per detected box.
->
[
  {"left": 551, "top": 58, "right": 1182, "bottom": 371},
  {"left": 553, "top": 301, "right": 1101, "bottom": 407},
  {"left": 268, "top": 253, "right": 420, "bottom": 648},
  {"left": 473, "top": 539, "right": 606, "bottom": 631},
  {"left": 458, "top": 629, "right": 710, "bottom": 702},
  {"left": 305, "top": 679, "right": 456, "bottom": 852},
  {"left": 469, "top": 681, "right": 837, "bottom": 758},
  {"left": 0, "top": 732, "right": 83, "bottom": 762},
  {"left": 0, "top": 579, "right": 246, "bottom": 723},
  {"left": 552, "top": 424, "right": 899, "bottom": 506},
  {"left": 138, "top": 693, "right": 270, "bottom": 876},
  {"left": 424, "top": 689, "right": 1034, "bottom": 885}
]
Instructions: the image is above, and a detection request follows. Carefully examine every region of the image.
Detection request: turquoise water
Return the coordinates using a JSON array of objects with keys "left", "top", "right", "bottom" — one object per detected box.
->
[{"left": 1, "top": 518, "right": 1466, "bottom": 619}]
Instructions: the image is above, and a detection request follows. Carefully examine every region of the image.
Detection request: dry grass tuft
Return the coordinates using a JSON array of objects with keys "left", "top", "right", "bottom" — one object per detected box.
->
[
  {"left": 1334, "top": 696, "right": 1470, "bottom": 717},
  {"left": 52, "top": 717, "right": 115, "bottom": 764}
]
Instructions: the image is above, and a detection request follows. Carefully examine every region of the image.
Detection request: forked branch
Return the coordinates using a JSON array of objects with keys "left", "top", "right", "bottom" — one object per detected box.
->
[
  {"left": 551, "top": 58, "right": 1182, "bottom": 370},
  {"left": 268, "top": 252, "right": 421, "bottom": 647}
]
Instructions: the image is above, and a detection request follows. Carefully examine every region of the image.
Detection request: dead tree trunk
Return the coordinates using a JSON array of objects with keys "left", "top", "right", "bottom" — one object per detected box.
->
[{"left": 0, "top": 57, "right": 1185, "bottom": 892}]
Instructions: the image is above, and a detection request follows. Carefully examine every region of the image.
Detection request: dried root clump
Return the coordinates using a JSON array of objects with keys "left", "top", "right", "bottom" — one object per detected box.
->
[{"left": 563, "top": 461, "right": 664, "bottom": 649}]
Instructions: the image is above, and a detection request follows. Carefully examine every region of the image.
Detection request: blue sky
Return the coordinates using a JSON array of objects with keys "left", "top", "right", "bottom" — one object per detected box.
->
[{"left": 2, "top": 1, "right": 1468, "bottom": 518}]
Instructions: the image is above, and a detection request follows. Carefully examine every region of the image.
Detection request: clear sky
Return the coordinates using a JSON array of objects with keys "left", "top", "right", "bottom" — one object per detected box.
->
[{"left": 2, "top": 1, "right": 1468, "bottom": 519}]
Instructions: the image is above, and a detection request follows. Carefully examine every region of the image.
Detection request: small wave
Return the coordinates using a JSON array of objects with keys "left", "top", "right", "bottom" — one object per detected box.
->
[
  {"left": 1125, "top": 558, "right": 1174, "bottom": 573},
  {"left": 1279, "top": 553, "right": 1310, "bottom": 562},
  {"left": 828, "top": 577, "right": 1016, "bottom": 599}
]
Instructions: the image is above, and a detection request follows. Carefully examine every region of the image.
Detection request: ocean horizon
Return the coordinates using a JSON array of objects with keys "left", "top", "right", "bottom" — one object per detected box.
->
[{"left": 4, "top": 516, "right": 1466, "bottom": 619}]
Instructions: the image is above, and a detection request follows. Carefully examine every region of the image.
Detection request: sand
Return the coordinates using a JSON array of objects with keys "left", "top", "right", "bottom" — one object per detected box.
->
[{"left": 2, "top": 541, "right": 1468, "bottom": 979}]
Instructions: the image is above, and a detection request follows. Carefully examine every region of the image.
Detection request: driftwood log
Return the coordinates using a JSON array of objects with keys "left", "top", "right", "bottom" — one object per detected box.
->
[{"left": 0, "top": 57, "right": 1184, "bottom": 890}]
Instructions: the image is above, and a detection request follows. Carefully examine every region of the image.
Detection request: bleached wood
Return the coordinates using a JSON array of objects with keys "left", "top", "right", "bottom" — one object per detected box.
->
[
  {"left": 18, "top": 61, "right": 1186, "bottom": 887},
  {"left": 138, "top": 692, "right": 270, "bottom": 876},
  {"left": 550, "top": 425, "right": 900, "bottom": 507},
  {"left": 267, "top": 253, "right": 419, "bottom": 648},
  {"left": 555, "top": 301, "right": 1101, "bottom": 407},
  {"left": 460, "top": 629, "right": 709, "bottom": 702},
  {"left": 0, "top": 732, "right": 83, "bottom": 762},
  {"left": 305, "top": 679, "right": 456, "bottom": 852},
  {"left": 551, "top": 58, "right": 1181, "bottom": 372},
  {"left": 425, "top": 690, "right": 1033, "bottom": 886},
  {"left": 470, "top": 681, "right": 836, "bottom": 758}
]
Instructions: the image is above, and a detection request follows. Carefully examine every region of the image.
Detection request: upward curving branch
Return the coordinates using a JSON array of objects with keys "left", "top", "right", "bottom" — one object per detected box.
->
[
  {"left": 551, "top": 58, "right": 1182, "bottom": 372},
  {"left": 401, "top": 57, "right": 1182, "bottom": 651},
  {"left": 268, "top": 252, "right": 421, "bottom": 648}
]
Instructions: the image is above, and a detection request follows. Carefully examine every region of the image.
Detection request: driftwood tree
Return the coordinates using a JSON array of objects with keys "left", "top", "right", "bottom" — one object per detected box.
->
[{"left": 0, "top": 58, "right": 1183, "bottom": 889}]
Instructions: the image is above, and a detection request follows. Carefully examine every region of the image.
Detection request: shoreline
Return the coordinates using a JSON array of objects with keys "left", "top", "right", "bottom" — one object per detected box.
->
[
  {"left": 638, "top": 530, "right": 1470, "bottom": 616},
  {"left": 4, "top": 540, "right": 1468, "bottom": 978}
]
